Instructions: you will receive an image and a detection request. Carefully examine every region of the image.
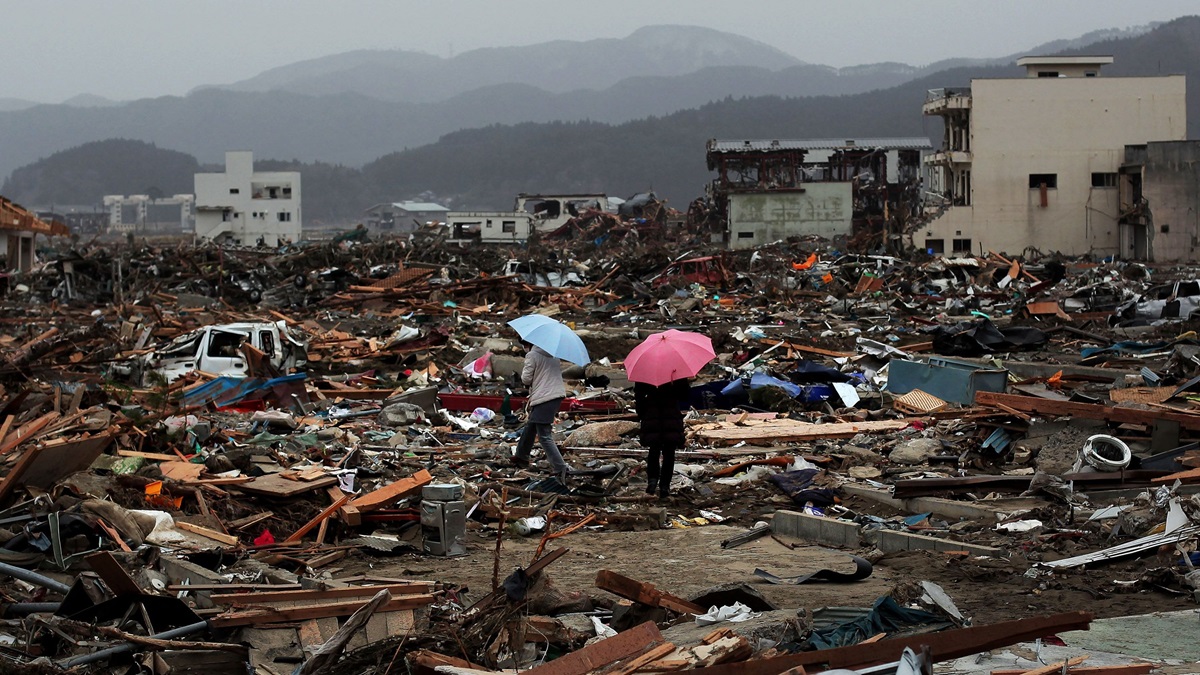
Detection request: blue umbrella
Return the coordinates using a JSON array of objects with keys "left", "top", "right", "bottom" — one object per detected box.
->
[{"left": 507, "top": 315, "right": 591, "bottom": 367}]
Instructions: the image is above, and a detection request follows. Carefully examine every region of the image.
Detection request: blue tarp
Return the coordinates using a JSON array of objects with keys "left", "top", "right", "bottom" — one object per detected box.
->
[{"left": 182, "top": 373, "right": 307, "bottom": 409}]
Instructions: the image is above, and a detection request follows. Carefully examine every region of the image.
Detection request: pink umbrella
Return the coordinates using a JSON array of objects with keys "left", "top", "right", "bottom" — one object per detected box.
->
[{"left": 624, "top": 329, "right": 716, "bottom": 386}]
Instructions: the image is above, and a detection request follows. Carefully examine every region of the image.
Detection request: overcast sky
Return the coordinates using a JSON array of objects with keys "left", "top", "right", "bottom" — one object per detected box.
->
[{"left": 5, "top": 0, "right": 1198, "bottom": 102}]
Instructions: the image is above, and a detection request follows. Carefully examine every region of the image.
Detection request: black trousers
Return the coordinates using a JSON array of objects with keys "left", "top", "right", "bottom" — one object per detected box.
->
[{"left": 645, "top": 444, "right": 676, "bottom": 495}]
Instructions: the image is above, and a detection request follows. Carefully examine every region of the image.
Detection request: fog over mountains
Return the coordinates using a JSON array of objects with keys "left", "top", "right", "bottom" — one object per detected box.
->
[{"left": 4, "top": 19, "right": 1191, "bottom": 219}]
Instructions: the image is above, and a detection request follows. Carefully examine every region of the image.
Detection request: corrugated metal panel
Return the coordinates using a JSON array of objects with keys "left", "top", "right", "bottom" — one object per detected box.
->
[{"left": 709, "top": 137, "right": 933, "bottom": 153}]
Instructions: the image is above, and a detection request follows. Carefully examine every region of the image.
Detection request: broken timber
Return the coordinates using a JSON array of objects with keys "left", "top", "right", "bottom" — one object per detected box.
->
[
  {"left": 685, "top": 611, "right": 1093, "bottom": 675},
  {"left": 975, "top": 391, "right": 1200, "bottom": 431},
  {"left": 349, "top": 468, "right": 432, "bottom": 512},
  {"left": 522, "top": 620, "right": 663, "bottom": 675},
  {"left": 595, "top": 570, "right": 705, "bottom": 615},
  {"left": 695, "top": 418, "right": 912, "bottom": 446}
]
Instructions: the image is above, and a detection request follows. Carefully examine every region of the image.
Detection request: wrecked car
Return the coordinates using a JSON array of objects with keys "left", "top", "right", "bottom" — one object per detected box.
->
[
  {"left": 115, "top": 321, "right": 308, "bottom": 385},
  {"left": 648, "top": 255, "right": 734, "bottom": 289},
  {"left": 1113, "top": 279, "right": 1200, "bottom": 324}
]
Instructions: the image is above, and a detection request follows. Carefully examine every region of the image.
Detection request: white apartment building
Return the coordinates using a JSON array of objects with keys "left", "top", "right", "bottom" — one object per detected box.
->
[
  {"left": 194, "top": 151, "right": 301, "bottom": 247},
  {"left": 103, "top": 194, "right": 194, "bottom": 234},
  {"left": 921, "top": 56, "right": 1186, "bottom": 257}
]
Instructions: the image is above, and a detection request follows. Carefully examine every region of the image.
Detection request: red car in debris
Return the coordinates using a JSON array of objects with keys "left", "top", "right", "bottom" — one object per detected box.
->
[{"left": 650, "top": 256, "right": 735, "bottom": 289}]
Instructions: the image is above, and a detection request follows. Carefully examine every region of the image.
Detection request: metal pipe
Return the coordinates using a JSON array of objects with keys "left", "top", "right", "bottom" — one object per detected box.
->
[
  {"left": 58, "top": 620, "right": 210, "bottom": 669},
  {"left": 0, "top": 561, "right": 72, "bottom": 594},
  {"left": 3, "top": 602, "right": 60, "bottom": 616}
]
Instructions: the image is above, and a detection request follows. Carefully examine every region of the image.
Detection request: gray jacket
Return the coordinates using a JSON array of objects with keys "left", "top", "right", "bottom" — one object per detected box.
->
[{"left": 522, "top": 346, "right": 567, "bottom": 407}]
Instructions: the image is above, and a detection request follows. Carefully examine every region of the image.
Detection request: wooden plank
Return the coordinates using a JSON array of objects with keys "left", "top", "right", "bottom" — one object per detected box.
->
[
  {"left": 991, "top": 666, "right": 1151, "bottom": 675},
  {"left": 226, "top": 512, "right": 273, "bottom": 531},
  {"left": 161, "top": 461, "right": 205, "bottom": 482},
  {"left": 208, "top": 593, "right": 433, "bottom": 628},
  {"left": 0, "top": 433, "right": 112, "bottom": 504},
  {"left": 327, "top": 486, "right": 361, "bottom": 526},
  {"left": 285, "top": 493, "right": 350, "bottom": 543},
  {"left": 695, "top": 419, "right": 911, "bottom": 446},
  {"left": 349, "top": 469, "right": 432, "bottom": 512},
  {"left": 0, "top": 416, "right": 14, "bottom": 448},
  {"left": 0, "top": 412, "right": 60, "bottom": 455},
  {"left": 595, "top": 570, "right": 705, "bottom": 615},
  {"left": 523, "top": 621, "right": 663, "bottom": 675},
  {"left": 210, "top": 582, "right": 433, "bottom": 606},
  {"left": 1014, "top": 656, "right": 1089, "bottom": 675},
  {"left": 976, "top": 391, "right": 1200, "bottom": 431},
  {"left": 1152, "top": 466, "right": 1200, "bottom": 484},
  {"left": 685, "top": 612, "right": 1093, "bottom": 675},
  {"left": 176, "top": 521, "right": 240, "bottom": 546},
  {"left": 231, "top": 472, "right": 337, "bottom": 497},
  {"left": 117, "top": 449, "right": 179, "bottom": 461},
  {"left": 603, "top": 642, "right": 676, "bottom": 675}
]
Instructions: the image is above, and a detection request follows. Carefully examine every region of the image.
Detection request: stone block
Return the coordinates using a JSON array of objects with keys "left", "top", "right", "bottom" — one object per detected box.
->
[{"left": 771, "top": 510, "right": 861, "bottom": 548}]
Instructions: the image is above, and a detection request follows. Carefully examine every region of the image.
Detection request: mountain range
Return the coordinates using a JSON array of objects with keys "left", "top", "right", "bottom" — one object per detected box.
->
[{"left": 2, "top": 19, "right": 1194, "bottom": 220}]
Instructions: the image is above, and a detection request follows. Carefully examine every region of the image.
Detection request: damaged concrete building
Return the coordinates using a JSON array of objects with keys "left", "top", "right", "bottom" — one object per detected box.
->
[
  {"left": 921, "top": 56, "right": 1186, "bottom": 258},
  {"left": 704, "top": 138, "right": 930, "bottom": 250},
  {"left": 447, "top": 193, "right": 609, "bottom": 243},
  {"left": 1119, "top": 141, "right": 1200, "bottom": 261},
  {"left": 194, "top": 151, "right": 301, "bottom": 247}
]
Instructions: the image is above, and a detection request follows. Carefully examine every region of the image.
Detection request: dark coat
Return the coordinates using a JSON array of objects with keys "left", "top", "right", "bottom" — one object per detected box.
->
[{"left": 634, "top": 379, "right": 690, "bottom": 448}]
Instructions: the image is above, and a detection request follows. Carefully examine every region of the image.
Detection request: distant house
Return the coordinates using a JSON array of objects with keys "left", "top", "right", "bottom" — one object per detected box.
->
[
  {"left": 0, "top": 196, "right": 70, "bottom": 272},
  {"left": 103, "top": 194, "right": 195, "bottom": 234},
  {"left": 364, "top": 201, "right": 450, "bottom": 232},
  {"left": 194, "top": 151, "right": 301, "bottom": 247}
]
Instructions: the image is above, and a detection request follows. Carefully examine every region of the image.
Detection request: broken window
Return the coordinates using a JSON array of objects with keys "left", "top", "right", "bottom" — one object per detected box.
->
[
  {"left": 229, "top": 188, "right": 240, "bottom": 194},
  {"left": 736, "top": 231, "right": 755, "bottom": 240},
  {"left": 259, "top": 330, "right": 276, "bottom": 358},
  {"left": 952, "top": 238, "right": 973, "bottom": 254},
  {"left": 1029, "top": 174, "right": 1058, "bottom": 189},
  {"left": 278, "top": 212, "right": 292, "bottom": 222},
  {"left": 1091, "top": 172, "right": 1118, "bottom": 188},
  {"left": 1037, "top": 71, "right": 1060, "bottom": 78},
  {"left": 502, "top": 221, "right": 516, "bottom": 233},
  {"left": 925, "top": 239, "right": 945, "bottom": 254},
  {"left": 207, "top": 331, "right": 247, "bottom": 358}
]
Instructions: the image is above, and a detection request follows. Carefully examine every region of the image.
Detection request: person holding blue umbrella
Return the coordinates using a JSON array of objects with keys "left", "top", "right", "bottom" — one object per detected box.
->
[{"left": 507, "top": 315, "right": 591, "bottom": 481}]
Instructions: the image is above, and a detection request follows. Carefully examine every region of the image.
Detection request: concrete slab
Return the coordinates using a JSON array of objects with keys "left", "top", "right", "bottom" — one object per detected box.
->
[
  {"left": 771, "top": 510, "right": 861, "bottom": 548},
  {"left": 1058, "top": 610, "right": 1200, "bottom": 663},
  {"left": 841, "top": 484, "right": 1048, "bottom": 522},
  {"left": 866, "top": 528, "right": 1007, "bottom": 558}
]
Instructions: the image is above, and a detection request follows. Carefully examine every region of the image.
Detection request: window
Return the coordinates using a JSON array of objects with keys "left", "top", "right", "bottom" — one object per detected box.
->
[
  {"left": 952, "top": 238, "right": 973, "bottom": 254},
  {"left": 258, "top": 331, "right": 276, "bottom": 358},
  {"left": 1085, "top": 71, "right": 1098, "bottom": 77},
  {"left": 1091, "top": 172, "right": 1118, "bottom": 188},
  {"left": 229, "top": 188, "right": 240, "bottom": 194},
  {"left": 925, "top": 239, "right": 945, "bottom": 254},
  {"left": 736, "top": 231, "right": 755, "bottom": 239},
  {"left": 501, "top": 221, "right": 516, "bottom": 233},
  {"left": 1037, "top": 71, "right": 1060, "bottom": 78},
  {"left": 278, "top": 212, "right": 292, "bottom": 222},
  {"left": 207, "top": 331, "right": 246, "bottom": 358},
  {"left": 1029, "top": 174, "right": 1058, "bottom": 189}
]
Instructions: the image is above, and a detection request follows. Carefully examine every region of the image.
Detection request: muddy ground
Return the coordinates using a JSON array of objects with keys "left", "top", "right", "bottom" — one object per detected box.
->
[{"left": 331, "top": 521, "right": 1194, "bottom": 626}]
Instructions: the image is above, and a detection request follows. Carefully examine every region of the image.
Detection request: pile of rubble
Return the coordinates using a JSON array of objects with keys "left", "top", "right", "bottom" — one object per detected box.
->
[{"left": 0, "top": 230, "right": 1197, "bottom": 673}]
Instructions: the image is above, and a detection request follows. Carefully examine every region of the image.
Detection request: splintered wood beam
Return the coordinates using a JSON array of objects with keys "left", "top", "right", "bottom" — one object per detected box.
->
[
  {"left": 595, "top": 570, "right": 705, "bottom": 615},
  {"left": 349, "top": 468, "right": 432, "bottom": 512},
  {"left": 975, "top": 391, "right": 1200, "bottom": 430},
  {"left": 522, "top": 621, "right": 663, "bottom": 675},
  {"left": 208, "top": 593, "right": 433, "bottom": 628},
  {"left": 285, "top": 493, "right": 350, "bottom": 543}
]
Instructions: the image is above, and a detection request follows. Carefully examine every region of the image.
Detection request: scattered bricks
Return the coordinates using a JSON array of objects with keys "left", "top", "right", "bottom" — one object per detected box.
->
[
  {"left": 771, "top": 510, "right": 862, "bottom": 548},
  {"left": 867, "top": 529, "right": 1007, "bottom": 558}
]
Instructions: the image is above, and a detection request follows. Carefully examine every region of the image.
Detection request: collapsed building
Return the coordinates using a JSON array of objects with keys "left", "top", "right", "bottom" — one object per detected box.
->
[{"left": 702, "top": 138, "right": 930, "bottom": 251}]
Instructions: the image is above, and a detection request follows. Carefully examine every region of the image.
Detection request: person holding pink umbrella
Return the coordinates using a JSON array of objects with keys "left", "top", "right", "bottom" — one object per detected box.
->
[{"left": 625, "top": 330, "right": 715, "bottom": 498}]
